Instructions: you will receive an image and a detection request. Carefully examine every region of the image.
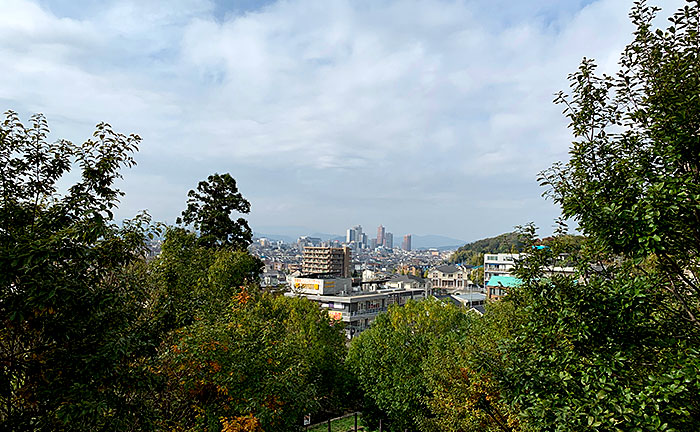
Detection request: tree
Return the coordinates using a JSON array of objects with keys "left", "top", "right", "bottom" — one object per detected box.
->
[
  {"left": 177, "top": 173, "right": 253, "bottom": 249},
  {"left": 148, "top": 227, "right": 263, "bottom": 330},
  {"left": 153, "top": 289, "right": 348, "bottom": 432},
  {"left": 0, "top": 111, "right": 161, "bottom": 429},
  {"left": 422, "top": 300, "right": 522, "bottom": 432},
  {"left": 539, "top": 0, "right": 700, "bottom": 328},
  {"left": 492, "top": 236, "right": 700, "bottom": 431},
  {"left": 487, "top": 1, "right": 700, "bottom": 429},
  {"left": 347, "top": 298, "right": 473, "bottom": 431}
]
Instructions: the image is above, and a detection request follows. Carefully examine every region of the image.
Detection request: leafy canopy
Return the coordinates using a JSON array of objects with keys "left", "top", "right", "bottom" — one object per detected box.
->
[
  {"left": 539, "top": 0, "right": 700, "bottom": 326},
  {"left": 0, "top": 111, "right": 161, "bottom": 430},
  {"left": 177, "top": 173, "right": 253, "bottom": 249}
]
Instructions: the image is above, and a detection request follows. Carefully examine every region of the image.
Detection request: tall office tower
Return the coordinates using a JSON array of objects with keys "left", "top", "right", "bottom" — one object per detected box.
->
[
  {"left": 384, "top": 232, "right": 393, "bottom": 249},
  {"left": 377, "top": 225, "right": 385, "bottom": 247},
  {"left": 346, "top": 228, "right": 355, "bottom": 243},
  {"left": 302, "top": 246, "right": 352, "bottom": 277},
  {"left": 370, "top": 238, "right": 378, "bottom": 249},
  {"left": 352, "top": 225, "right": 363, "bottom": 246},
  {"left": 402, "top": 234, "right": 412, "bottom": 251}
]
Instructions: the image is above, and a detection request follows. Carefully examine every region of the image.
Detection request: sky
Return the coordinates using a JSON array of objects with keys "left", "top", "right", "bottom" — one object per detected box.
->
[{"left": 0, "top": 0, "right": 684, "bottom": 242}]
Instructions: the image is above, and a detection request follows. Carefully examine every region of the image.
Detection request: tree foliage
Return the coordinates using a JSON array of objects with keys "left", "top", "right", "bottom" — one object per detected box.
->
[
  {"left": 539, "top": 0, "right": 700, "bottom": 327},
  {"left": 177, "top": 173, "right": 253, "bottom": 249},
  {"left": 148, "top": 227, "right": 263, "bottom": 330},
  {"left": 488, "top": 1, "right": 700, "bottom": 430},
  {"left": 449, "top": 232, "right": 525, "bottom": 264},
  {"left": 154, "top": 289, "right": 348, "bottom": 432},
  {"left": 0, "top": 111, "right": 161, "bottom": 429},
  {"left": 347, "top": 298, "right": 476, "bottom": 431},
  {"left": 421, "top": 300, "right": 522, "bottom": 432}
]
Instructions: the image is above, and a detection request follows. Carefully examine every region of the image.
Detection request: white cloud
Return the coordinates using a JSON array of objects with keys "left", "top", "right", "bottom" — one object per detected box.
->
[{"left": 0, "top": 0, "right": 685, "bottom": 240}]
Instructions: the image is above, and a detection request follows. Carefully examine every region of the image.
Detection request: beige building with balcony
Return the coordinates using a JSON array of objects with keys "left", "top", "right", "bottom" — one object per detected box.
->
[
  {"left": 429, "top": 264, "right": 472, "bottom": 291},
  {"left": 302, "top": 246, "right": 352, "bottom": 277}
]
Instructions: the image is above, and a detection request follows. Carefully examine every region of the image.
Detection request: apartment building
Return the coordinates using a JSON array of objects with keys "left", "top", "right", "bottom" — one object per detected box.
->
[
  {"left": 484, "top": 251, "right": 576, "bottom": 300},
  {"left": 483, "top": 253, "right": 521, "bottom": 285},
  {"left": 286, "top": 278, "right": 427, "bottom": 338},
  {"left": 302, "top": 246, "right": 352, "bottom": 278}
]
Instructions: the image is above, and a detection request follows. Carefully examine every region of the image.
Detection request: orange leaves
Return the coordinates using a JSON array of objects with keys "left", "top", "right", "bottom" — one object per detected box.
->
[
  {"left": 220, "top": 414, "right": 263, "bottom": 432},
  {"left": 234, "top": 287, "right": 250, "bottom": 306}
]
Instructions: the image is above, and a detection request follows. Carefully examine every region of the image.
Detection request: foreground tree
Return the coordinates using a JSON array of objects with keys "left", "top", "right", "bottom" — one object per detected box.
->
[
  {"left": 347, "top": 298, "right": 476, "bottom": 431},
  {"left": 154, "top": 289, "right": 348, "bottom": 432},
  {"left": 0, "top": 111, "right": 160, "bottom": 429},
  {"left": 539, "top": 0, "right": 700, "bottom": 327},
  {"left": 148, "top": 227, "right": 263, "bottom": 330},
  {"left": 488, "top": 1, "right": 700, "bottom": 430}
]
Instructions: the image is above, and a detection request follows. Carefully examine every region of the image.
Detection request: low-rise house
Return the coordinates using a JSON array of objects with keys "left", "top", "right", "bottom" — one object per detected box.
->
[
  {"left": 261, "top": 270, "right": 286, "bottom": 287},
  {"left": 428, "top": 264, "right": 472, "bottom": 291},
  {"left": 385, "top": 274, "right": 431, "bottom": 296}
]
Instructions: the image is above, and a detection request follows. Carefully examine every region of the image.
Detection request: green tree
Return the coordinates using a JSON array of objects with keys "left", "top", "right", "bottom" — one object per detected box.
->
[
  {"left": 347, "top": 298, "right": 472, "bottom": 431},
  {"left": 154, "top": 289, "right": 348, "bottom": 432},
  {"left": 495, "top": 240, "right": 700, "bottom": 431},
  {"left": 148, "top": 227, "right": 263, "bottom": 330},
  {"left": 0, "top": 111, "right": 160, "bottom": 430},
  {"left": 422, "top": 300, "right": 522, "bottom": 432},
  {"left": 489, "top": 1, "right": 700, "bottom": 429},
  {"left": 539, "top": 0, "right": 700, "bottom": 327},
  {"left": 177, "top": 173, "right": 253, "bottom": 249}
]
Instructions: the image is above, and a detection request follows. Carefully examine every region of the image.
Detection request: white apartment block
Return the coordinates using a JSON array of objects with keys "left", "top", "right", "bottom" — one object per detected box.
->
[
  {"left": 286, "top": 275, "right": 427, "bottom": 338},
  {"left": 483, "top": 253, "right": 521, "bottom": 285},
  {"left": 483, "top": 251, "right": 577, "bottom": 290}
]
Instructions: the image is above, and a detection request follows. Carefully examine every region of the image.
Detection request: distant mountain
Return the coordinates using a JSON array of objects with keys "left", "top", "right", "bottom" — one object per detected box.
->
[
  {"left": 253, "top": 232, "right": 297, "bottom": 243},
  {"left": 254, "top": 231, "right": 345, "bottom": 243},
  {"left": 411, "top": 234, "right": 465, "bottom": 250},
  {"left": 448, "top": 232, "right": 524, "bottom": 264},
  {"left": 252, "top": 225, "right": 312, "bottom": 239},
  {"left": 309, "top": 233, "right": 345, "bottom": 242}
]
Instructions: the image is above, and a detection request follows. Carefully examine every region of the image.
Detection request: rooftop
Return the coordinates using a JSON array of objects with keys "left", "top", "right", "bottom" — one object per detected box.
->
[
  {"left": 486, "top": 275, "right": 522, "bottom": 287},
  {"left": 433, "top": 264, "right": 462, "bottom": 273}
]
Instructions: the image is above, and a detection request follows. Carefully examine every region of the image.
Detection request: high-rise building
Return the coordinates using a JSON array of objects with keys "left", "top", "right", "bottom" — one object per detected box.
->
[
  {"left": 302, "top": 246, "right": 352, "bottom": 277},
  {"left": 346, "top": 228, "right": 355, "bottom": 243},
  {"left": 402, "top": 234, "right": 412, "bottom": 251},
  {"left": 353, "top": 225, "right": 363, "bottom": 247},
  {"left": 377, "top": 225, "right": 385, "bottom": 247},
  {"left": 384, "top": 232, "right": 393, "bottom": 249}
]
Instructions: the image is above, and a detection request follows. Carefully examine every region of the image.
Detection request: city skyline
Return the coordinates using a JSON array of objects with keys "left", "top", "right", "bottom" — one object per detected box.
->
[{"left": 1, "top": 0, "right": 684, "bottom": 241}]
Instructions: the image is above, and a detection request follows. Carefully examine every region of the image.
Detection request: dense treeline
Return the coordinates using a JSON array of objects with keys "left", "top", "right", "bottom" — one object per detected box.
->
[
  {"left": 450, "top": 232, "right": 524, "bottom": 263},
  {"left": 3, "top": 1, "right": 700, "bottom": 431}
]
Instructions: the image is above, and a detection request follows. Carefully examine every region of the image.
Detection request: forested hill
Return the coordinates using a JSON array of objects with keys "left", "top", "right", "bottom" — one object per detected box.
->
[{"left": 448, "top": 232, "right": 524, "bottom": 263}]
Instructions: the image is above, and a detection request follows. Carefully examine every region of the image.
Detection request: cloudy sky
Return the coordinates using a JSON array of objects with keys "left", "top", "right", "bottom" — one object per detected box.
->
[{"left": 0, "top": 0, "right": 683, "bottom": 242}]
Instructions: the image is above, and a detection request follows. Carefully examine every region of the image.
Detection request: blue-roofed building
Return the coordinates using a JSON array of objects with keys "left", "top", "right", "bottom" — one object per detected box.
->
[{"left": 486, "top": 275, "right": 522, "bottom": 300}]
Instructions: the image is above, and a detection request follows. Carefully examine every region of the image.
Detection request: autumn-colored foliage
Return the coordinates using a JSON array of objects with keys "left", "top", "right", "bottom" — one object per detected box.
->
[{"left": 220, "top": 414, "right": 263, "bottom": 432}]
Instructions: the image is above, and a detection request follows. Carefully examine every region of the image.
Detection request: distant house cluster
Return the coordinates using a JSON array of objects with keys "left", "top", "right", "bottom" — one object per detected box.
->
[{"left": 255, "top": 237, "right": 576, "bottom": 338}]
